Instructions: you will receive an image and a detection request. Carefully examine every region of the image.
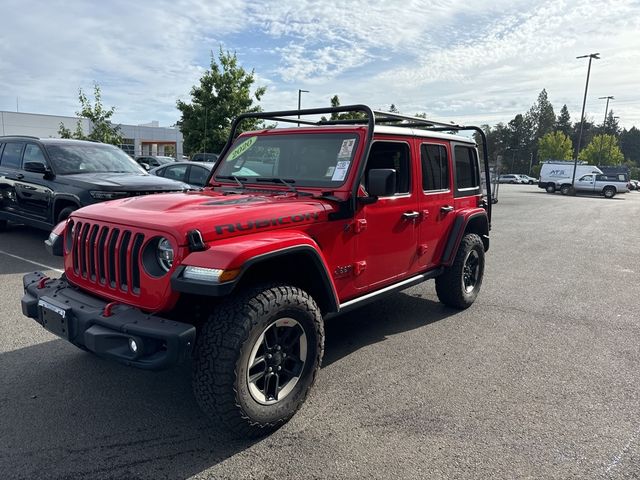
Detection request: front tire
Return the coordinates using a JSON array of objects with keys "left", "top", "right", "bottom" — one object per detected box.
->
[
  {"left": 560, "top": 184, "right": 571, "bottom": 195},
  {"left": 193, "top": 285, "right": 324, "bottom": 437},
  {"left": 545, "top": 184, "right": 556, "bottom": 193},
  {"left": 57, "top": 206, "right": 77, "bottom": 223},
  {"left": 436, "top": 233, "right": 485, "bottom": 309}
]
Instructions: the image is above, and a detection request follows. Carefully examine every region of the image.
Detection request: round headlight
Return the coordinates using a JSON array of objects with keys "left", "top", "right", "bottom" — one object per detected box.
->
[{"left": 156, "top": 237, "right": 174, "bottom": 272}]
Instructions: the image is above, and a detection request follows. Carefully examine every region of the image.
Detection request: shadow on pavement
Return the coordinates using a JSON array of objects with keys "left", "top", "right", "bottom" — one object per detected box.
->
[{"left": 323, "top": 291, "right": 455, "bottom": 367}]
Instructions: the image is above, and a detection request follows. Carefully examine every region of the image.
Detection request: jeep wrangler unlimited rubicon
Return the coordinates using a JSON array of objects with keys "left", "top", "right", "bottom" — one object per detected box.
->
[{"left": 22, "top": 105, "right": 492, "bottom": 436}]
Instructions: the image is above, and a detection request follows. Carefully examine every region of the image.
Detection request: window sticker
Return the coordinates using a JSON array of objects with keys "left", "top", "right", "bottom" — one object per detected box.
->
[
  {"left": 325, "top": 166, "right": 336, "bottom": 177},
  {"left": 337, "top": 138, "right": 356, "bottom": 159},
  {"left": 227, "top": 136, "right": 257, "bottom": 161},
  {"left": 331, "top": 161, "right": 350, "bottom": 181}
]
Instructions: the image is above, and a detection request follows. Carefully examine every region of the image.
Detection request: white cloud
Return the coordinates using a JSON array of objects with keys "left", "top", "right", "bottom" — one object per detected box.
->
[{"left": 1, "top": 0, "right": 639, "bottom": 129}]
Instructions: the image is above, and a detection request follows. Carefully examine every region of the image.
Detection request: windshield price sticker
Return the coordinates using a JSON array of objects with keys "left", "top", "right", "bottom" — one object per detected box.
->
[
  {"left": 338, "top": 138, "right": 355, "bottom": 158},
  {"left": 227, "top": 136, "right": 257, "bottom": 161},
  {"left": 331, "top": 161, "right": 350, "bottom": 181}
]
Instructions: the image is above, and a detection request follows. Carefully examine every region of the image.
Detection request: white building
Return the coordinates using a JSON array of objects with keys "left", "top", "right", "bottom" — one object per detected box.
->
[{"left": 0, "top": 111, "right": 183, "bottom": 158}]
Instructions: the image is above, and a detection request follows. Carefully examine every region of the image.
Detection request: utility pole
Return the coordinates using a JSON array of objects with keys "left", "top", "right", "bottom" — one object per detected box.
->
[
  {"left": 297, "top": 89, "right": 309, "bottom": 127},
  {"left": 597, "top": 96, "right": 614, "bottom": 165},
  {"left": 571, "top": 53, "right": 600, "bottom": 193}
]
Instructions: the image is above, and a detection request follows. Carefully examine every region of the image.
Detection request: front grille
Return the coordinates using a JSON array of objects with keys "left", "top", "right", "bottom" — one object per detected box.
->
[{"left": 71, "top": 221, "right": 144, "bottom": 294}]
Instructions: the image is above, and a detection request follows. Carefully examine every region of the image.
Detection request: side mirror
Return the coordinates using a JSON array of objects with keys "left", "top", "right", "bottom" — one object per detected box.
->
[
  {"left": 367, "top": 169, "right": 396, "bottom": 197},
  {"left": 141, "top": 163, "right": 150, "bottom": 171},
  {"left": 24, "top": 162, "right": 50, "bottom": 174}
]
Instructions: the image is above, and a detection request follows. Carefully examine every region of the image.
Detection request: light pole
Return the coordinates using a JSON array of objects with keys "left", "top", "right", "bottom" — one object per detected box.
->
[
  {"left": 297, "top": 89, "right": 309, "bottom": 126},
  {"left": 203, "top": 106, "right": 208, "bottom": 155},
  {"left": 597, "top": 95, "right": 614, "bottom": 164},
  {"left": 571, "top": 53, "right": 600, "bottom": 192}
]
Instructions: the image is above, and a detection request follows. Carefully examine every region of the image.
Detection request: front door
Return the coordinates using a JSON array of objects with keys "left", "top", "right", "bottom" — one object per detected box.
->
[
  {"left": 354, "top": 139, "right": 418, "bottom": 290},
  {"left": 14, "top": 143, "right": 53, "bottom": 221}
]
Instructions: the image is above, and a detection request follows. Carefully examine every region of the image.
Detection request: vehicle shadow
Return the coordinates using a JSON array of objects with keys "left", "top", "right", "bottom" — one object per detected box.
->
[
  {"left": 323, "top": 291, "right": 455, "bottom": 367},
  {"left": 1, "top": 291, "right": 455, "bottom": 479}
]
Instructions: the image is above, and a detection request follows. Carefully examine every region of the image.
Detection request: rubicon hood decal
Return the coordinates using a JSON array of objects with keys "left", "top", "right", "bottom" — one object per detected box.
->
[{"left": 215, "top": 212, "right": 320, "bottom": 235}]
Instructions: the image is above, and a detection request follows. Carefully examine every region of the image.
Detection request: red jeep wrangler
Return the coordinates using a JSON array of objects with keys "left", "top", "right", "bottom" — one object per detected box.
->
[{"left": 22, "top": 105, "right": 491, "bottom": 436}]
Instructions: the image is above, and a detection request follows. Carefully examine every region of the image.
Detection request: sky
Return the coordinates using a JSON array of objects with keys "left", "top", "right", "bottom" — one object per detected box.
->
[{"left": 1, "top": 0, "right": 639, "bottom": 130}]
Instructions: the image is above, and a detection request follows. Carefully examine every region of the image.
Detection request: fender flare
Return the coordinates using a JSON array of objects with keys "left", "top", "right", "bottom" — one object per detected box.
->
[
  {"left": 171, "top": 232, "right": 339, "bottom": 313},
  {"left": 440, "top": 211, "right": 489, "bottom": 266}
]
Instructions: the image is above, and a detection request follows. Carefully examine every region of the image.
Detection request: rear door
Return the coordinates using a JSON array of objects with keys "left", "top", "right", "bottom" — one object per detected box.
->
[
  {"left": 452, "top": 143, "right": 482, "bottom": 211},
  {"left": 416, "top": 141, "right": 456, "bottom": 269}
]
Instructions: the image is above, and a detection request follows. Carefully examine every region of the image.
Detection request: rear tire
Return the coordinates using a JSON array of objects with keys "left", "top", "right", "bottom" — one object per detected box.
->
[
  {"left": 560, "top": 184, "right": 571, "bottom": 195},
  {"left": 192, "top": 284, "right": 324, "bottom": 437},
  {"left": 436, "top": 234, "right": 485, "bottom": 309},
  {"left": 545, "top": 184, "right": 556, "bottom": 193},
  {"left": 603, "top": 187, "right": 616, "bottom": 198}
]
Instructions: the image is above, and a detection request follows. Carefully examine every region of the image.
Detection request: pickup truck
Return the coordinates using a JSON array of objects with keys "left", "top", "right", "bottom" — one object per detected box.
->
[{"left": 574, "top": 173, "right": 629, "bottom": 198}]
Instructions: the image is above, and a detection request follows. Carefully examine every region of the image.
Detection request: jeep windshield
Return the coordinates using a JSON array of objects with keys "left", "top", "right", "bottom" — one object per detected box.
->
[
  {"left": 46, "top": 144, "right": 147, "bottom": 175},
  {"left": 214, "top": 132, "right": 360, "bottom": 188}
]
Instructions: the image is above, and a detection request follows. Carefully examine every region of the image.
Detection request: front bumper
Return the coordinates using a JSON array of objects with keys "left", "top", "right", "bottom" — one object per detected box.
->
[{"left": 22, "top": 272, "right": 196, "bottom": 370}]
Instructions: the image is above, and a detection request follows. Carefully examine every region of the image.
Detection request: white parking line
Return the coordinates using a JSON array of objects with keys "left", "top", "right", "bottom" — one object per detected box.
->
[
  {"left": 0, "top": 249, "right": 64, "bottom": 274},
  {"left": 605, "top": 426, "right": 640, "bottom": 474}
]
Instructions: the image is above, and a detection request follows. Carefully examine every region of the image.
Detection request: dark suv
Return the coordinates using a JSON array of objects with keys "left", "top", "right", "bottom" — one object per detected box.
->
[{"left": 0, "top": 137, "right": 189, "bottom": 231}]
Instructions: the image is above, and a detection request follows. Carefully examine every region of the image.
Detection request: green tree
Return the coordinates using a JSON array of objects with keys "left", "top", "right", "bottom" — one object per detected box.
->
[
  {"left": 538, "top": 131, "right": 573, "bottom": 161},
  {"left": 58, "top": 84, "right": 122, "bottom": 145},
  {"left": 603, "top": 110, "right": 620, "bottom": 137},
  {"left": 528, "top": 89, "right": 556, "bottom": 140},
  {"left": 620, "top": 127, "right": 640, "bottom": 164},
  {"left": 177, "top": 48, "right": 266, "bottom": 155},
  {"left": 555, "top": 104, "right": 572, "bottom": 137},
  {"left": 578, "top": 134, "right": 624, "bottom": 165},
  {"left": 321, "top": 95, "right": 367, "bottom": 121}
]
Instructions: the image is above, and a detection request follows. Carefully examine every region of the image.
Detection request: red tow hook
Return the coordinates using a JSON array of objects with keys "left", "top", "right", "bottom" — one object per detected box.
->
[
  {"left": 103, "top": 302, "right": 119, "bottom": 318},
  {"left": 37, "top": 276, "right": 50, "bottom": 289}
]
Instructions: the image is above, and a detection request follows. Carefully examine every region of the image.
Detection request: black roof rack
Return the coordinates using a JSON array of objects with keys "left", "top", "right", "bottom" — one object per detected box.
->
[
  {"left": 215, "top": 104, "right": 491, "bottom": 223},
  {"left": 0, "top": 135, "right": 40, "bottom": 140}
]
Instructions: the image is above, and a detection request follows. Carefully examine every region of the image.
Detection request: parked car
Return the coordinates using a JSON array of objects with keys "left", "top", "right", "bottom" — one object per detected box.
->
[
  {"left": 498, "top": 174, "right": 523, "bottom": 184},
  {"left": 0, "top": 137, "right": 189, "bottom": 231},
  {"left": 627, "top": 179, "right": 638, "bottom": 190},
  {"left": 135, "top": 155, "right": 175, "bottom": 171},
  {"left": 518, "top": 174, "right": 537, "bottom": 185},
  {"left": 191, "top": 152, "right": 219, "bottom": 162},
  {"left": 573, "top": 173, "right": 629, "bottom": 198},
  {"left": 150, "top": 161, "right": 213, "bottom": 188}
]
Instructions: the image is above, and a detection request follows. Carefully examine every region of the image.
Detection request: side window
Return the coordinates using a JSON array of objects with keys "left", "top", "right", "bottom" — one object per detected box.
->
[
  {"left": 454, "top": 146, "right": 479, "bottom": 193},
  {"left": 154, "top": 166, "right": 166, "bottom": 177},
  {"left": 188, "top": 165, "right": 210, "bottom": 186},
  {"left": 421, "top": 144, "right": 449, "bottom": 191},
  {"left": 23, "top": 144, "right": 47, "bottom": 166},
  {"left": 365, "top": 141, "right": 411, "bottom": 195},
  {"left": 0, "top": 142, "right": 25, "bottom": 169},
  {"left": 163, "top": 165, "right": 188, "bottom": 182}
]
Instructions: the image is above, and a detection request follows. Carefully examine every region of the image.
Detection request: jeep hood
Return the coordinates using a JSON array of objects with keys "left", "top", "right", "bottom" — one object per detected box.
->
[{"left": 73, "top": 190, "right": 332, "bottom": 244}]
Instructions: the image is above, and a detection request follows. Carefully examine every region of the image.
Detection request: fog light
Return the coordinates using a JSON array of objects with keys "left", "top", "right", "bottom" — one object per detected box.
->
[{"left": 128, "top": 338, "right": 138, "bottom": 354}]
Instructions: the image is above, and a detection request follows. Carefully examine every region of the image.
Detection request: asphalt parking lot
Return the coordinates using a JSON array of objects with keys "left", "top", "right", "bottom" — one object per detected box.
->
[{"left": 1, "top": 185, "right": 639, "bottom": 479}]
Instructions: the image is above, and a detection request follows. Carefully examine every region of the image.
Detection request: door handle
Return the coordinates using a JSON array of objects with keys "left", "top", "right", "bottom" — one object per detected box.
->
[
  {"left": 440, "top": 205, "right": 454, "bottom": 213},
  {"left": 402, "top": 211, "right": 420, "bottom": 221},
  {"left": 22, "top": 185, "right": 37, "bottom": 190},
  {"left": 12, "top": 173, "right": 25, "bottom": 180}
]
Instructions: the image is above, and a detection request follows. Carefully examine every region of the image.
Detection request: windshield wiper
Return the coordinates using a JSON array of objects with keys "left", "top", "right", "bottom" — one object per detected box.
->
[
  {"left": 255, "top": 177, "right": 301, "bottom": 193},
  {"left": 216, "top": 175, "right": 247, "bottom": 189}
]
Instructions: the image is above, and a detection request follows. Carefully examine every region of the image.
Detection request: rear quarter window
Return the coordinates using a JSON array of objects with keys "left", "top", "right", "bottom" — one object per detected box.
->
[{"left": 454, "top": 145, "right": 480, "bottom": 196}]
